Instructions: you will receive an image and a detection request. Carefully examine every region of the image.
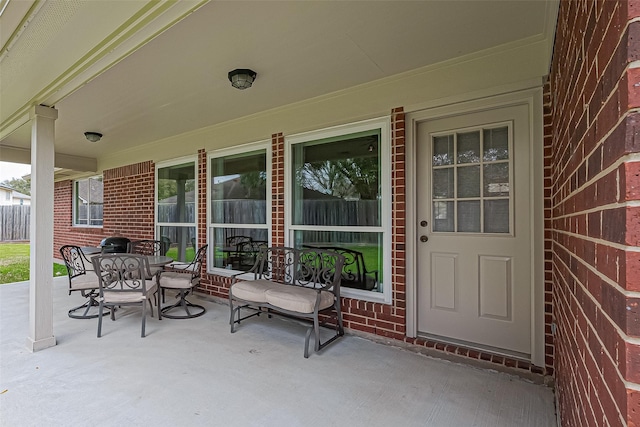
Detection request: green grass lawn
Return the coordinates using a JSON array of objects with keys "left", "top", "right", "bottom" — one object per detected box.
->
[
  {"left": 0, "top": 243, "right": 67, "bottom": 284},
  {"left": 166, "top": 246, "right": 195, "bottom": 263}
]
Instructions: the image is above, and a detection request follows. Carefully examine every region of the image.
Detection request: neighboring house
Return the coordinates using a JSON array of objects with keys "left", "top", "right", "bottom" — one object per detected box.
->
[
  {"left": 0, "top": 185, "right": 30, "bottom": 206},
  {"left": 1, "top": 2, "right": 638, "bottom": 426}
]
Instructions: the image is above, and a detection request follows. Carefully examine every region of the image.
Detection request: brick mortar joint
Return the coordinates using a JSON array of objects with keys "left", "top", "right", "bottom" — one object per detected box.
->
[{"left": 554, "top": 248, "right": 640, "bottom": 335}]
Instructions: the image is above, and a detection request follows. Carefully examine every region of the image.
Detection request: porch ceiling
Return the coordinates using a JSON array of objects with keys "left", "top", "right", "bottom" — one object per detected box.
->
[{"left": 0, "top": 0, "right": 558, "bottom": 172}]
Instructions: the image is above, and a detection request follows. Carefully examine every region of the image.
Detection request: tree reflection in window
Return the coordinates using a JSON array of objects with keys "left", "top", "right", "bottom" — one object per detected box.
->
[{"left": 293, "top": 132, "right": 381, "bottom": 227}]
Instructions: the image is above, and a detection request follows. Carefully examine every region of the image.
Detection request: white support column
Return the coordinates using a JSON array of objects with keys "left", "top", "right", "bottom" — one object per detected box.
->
[{"left": 27, "top": 105, "right": 58, "bottom": 352}]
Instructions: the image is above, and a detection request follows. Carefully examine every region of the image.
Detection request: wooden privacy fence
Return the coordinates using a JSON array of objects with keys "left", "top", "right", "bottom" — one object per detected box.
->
[
  {"left": 0, "top": 205, "right": 30, "bottom": 241},
  {"left": 0, "top": 199, "right": 378, "bottom": 243}
]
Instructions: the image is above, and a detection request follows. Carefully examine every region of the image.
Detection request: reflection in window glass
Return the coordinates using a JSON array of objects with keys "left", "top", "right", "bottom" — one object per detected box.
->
[
  {"left": 208, "top": 149, "right": 269, "bottom": 272},
  {"left": 292, "top": 130, "right": 380, "bottom": 227},
  {"left": 157, "top": 225, "right": 196, "bottom": 262},
  {"left": 293, "top": 230, "right": 383, "bottom": 292},
  {"left": 433, "top": 168, "right": 454, "bottom": 199},
  {"left": 483, "top": 127, "right": 509, "bottom": 161},
  {"left": 457, "top": 201, "right": 481, "bottom": 232},
  {"left": 289, "top": 123, "right": 388, "bottom": 296},
  {"left": 157, "top": 161, "right": 197, "bottom": 263},
  {"left": 457, "top": 131, "right": 480, "bottom": 164},
  {"left": 157, "top": 162, "right": 196, "bottom": 224},
  {"left": 457, "top": 165, "right": 480, "bottom": 198},
  {"left": 431, "top": 124, "right": 511, "bottom": 234},
  {"left": 484, "top": 200, "right": 510, "bottom": 233},
  {"left": 483, "top": 163, "right": 510, "bottom": 197},
  {"left": 433, "top": 135, "right": 454, "bottom": 166},
  {"left": 211, "top": 227, "right": 268, "bottom": 271},
  {"left": 433, "top": 201, "right": 454, "bottom": 232},
  {"left": 74, "top": 176, "right": 103, "bottom": 226},
  {"left": 210, "top": 150, "right": 266, "bottom": 224}
]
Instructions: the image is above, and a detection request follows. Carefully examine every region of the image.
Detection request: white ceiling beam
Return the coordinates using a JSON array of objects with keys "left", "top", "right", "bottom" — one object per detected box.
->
[{"left": 0, "top": 145, "right": 96, "bottom": 172}]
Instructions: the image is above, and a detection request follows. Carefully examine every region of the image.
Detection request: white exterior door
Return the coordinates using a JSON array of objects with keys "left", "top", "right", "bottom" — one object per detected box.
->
[{"left": 416, "top": 104, "right": 532, "bottom": 357}]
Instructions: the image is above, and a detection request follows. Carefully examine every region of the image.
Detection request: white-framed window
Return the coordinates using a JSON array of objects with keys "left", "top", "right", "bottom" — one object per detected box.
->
[
  {"left": 156, "top": 157, "right": 197, "bottom": 263},
  {"left": 73, "top": 176, "right": 103, "bottom": 227},
  {"left": 207, "top": 141, "right": 271, "bottom": 273},
  {"left": 286, "top": 117, "right": 392, "bottom": 304}
]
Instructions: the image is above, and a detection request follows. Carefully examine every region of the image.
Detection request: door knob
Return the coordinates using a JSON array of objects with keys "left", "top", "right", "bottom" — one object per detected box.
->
[{"left": 420, "top": 235, "right": 429, "bottom": 242}]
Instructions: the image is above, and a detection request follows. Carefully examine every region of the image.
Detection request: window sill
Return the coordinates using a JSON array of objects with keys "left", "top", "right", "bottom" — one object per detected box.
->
[
  {"left": 341, "top": 287, "right": 391, "bottom": 305},
  {"left": 207, "top": 267, "right": 253, "bottom": 280},
  {"left": 208, "top": 267, "right": 391, "bottom": 304}
]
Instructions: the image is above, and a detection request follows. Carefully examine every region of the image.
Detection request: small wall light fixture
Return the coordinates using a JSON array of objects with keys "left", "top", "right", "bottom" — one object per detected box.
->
[
  {"left": 228, "top": 68, "right": 257, "bottom": 90},
  {"left": 84, "top": 131, "right": 103, "bottom": 143}
]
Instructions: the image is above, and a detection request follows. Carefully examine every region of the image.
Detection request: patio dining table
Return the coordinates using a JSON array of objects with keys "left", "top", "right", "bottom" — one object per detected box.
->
[
  {"left": 145, "top": 255, "right": 173, "bottom": 268},
  {"left": 80, "top": 246, "right": 101, "bottom": 255}
]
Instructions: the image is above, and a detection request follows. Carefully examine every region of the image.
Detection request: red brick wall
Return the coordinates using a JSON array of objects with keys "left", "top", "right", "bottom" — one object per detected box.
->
[
  {"left": 338, "top": 108, "right": 407, "bottom": 339},
  {"left": 197, "top": 149, "right": 207, "bottom": 271},
  {"left": 550, "top": 1, "right": 640, "bottom": 426},
  {"left": 53, "top": 161, "right": 155, "bottom": 256},
  {"left": 544, "top": 80, "right": 555, "bottom": 378},
  {"left": 271, "top": 132, "right": 285, "bottom": 247}
]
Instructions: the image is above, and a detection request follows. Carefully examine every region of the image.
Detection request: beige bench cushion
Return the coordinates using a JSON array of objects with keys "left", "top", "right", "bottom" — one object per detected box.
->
[
  {"left": 265, "top": 286, "right": 334, "bottom": 314},
  {"left": 231, "top": 280, "right": 285, "bottom": 303}
]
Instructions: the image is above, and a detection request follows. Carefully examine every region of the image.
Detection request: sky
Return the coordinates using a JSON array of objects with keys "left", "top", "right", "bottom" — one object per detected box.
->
[{"left": 0, "top": 162, "right": 31, "bottom": 182}]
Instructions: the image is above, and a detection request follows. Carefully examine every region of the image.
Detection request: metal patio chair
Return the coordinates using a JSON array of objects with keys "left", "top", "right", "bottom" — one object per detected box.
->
[
  {"left": 156, "top": 244, "right": 208, "bottom": 319},
  {"left": 127, "top": 239, "right": 166, "bottom": 277},
  {"left": 59, "top": 245, "right": 107, "bottom": 319},
  {"left": 91, "top": 253, "right": 159, "bottom": 337}
]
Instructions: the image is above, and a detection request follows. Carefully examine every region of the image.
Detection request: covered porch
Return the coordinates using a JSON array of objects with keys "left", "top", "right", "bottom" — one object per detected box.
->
[{"left": 0, "top": 277, "right": 555, "bottom": 426}]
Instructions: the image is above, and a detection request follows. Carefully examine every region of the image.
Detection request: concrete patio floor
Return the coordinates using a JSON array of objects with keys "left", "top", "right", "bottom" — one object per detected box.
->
[{"left": 1, "top": 277, "right": 556, "bottom": 427}]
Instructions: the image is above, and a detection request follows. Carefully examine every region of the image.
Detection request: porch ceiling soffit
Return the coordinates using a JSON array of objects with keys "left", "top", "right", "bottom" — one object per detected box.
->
[
  {"left": 0, "top": 0, "right": 206, "bottom": 172},
  {"left": 0, "top": 0, "right": 558, "bottom": 171}
]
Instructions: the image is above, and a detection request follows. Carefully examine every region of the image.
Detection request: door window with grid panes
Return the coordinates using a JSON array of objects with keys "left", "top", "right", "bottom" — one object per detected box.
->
[{"left": 431, "top": 124, "right": 512, "bottom": 234}]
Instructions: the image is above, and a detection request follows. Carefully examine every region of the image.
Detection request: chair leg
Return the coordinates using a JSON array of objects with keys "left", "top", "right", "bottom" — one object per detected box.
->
[
  {"left": 97, "top": 303, "right": 104, "bottom": 338},
  {"left": 313, "top": 314, "right": 321, "bottom": 352},
  {"left": 69, "top": 294, "right": 109, "bottom": 319},
  {"left": 141, "top": 301, "right": 146, "bottom": 338},
  {"left": 229, "top": 298, "right": 236, "bottom": 332},
  {"left": 334, "top": 301, "right": 344, "bottom": 335},
  {"left": 147, "top": 299, "right": 154, "bottom": 318},
  {"left": 160, "top": 289, "right": 206, "bottom": 319}
]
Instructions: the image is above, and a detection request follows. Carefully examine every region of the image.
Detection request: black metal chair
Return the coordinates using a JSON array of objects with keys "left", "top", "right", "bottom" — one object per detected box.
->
[
  {"left": 59, "top": 245, "right": 107, "bottom": 319},
  {"left": 156, "top": 245, "right": 208, "bottom": 319},
  {"left": 91, "top": 253, "right": 159, "bottom": 337},
  {"left": 128, "top": 239, "right": 168, "bottom": 275},
  {"left": 127, "top": 239, "right": 163, "bottom": 256},
  {"left": 236, "top": 239, "right": 268, "bottom": 271},
  {"left": 225, "top": 235, "right": 252, "bottom": 269},
  {"left": 160, "top": 236, "right": 171, "bottom": 255}
]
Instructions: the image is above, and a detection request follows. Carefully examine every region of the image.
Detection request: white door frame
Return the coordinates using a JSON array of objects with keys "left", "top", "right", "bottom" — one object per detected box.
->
[{"left": 405, "top": 87, "right": 545, "bottom": 366}]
